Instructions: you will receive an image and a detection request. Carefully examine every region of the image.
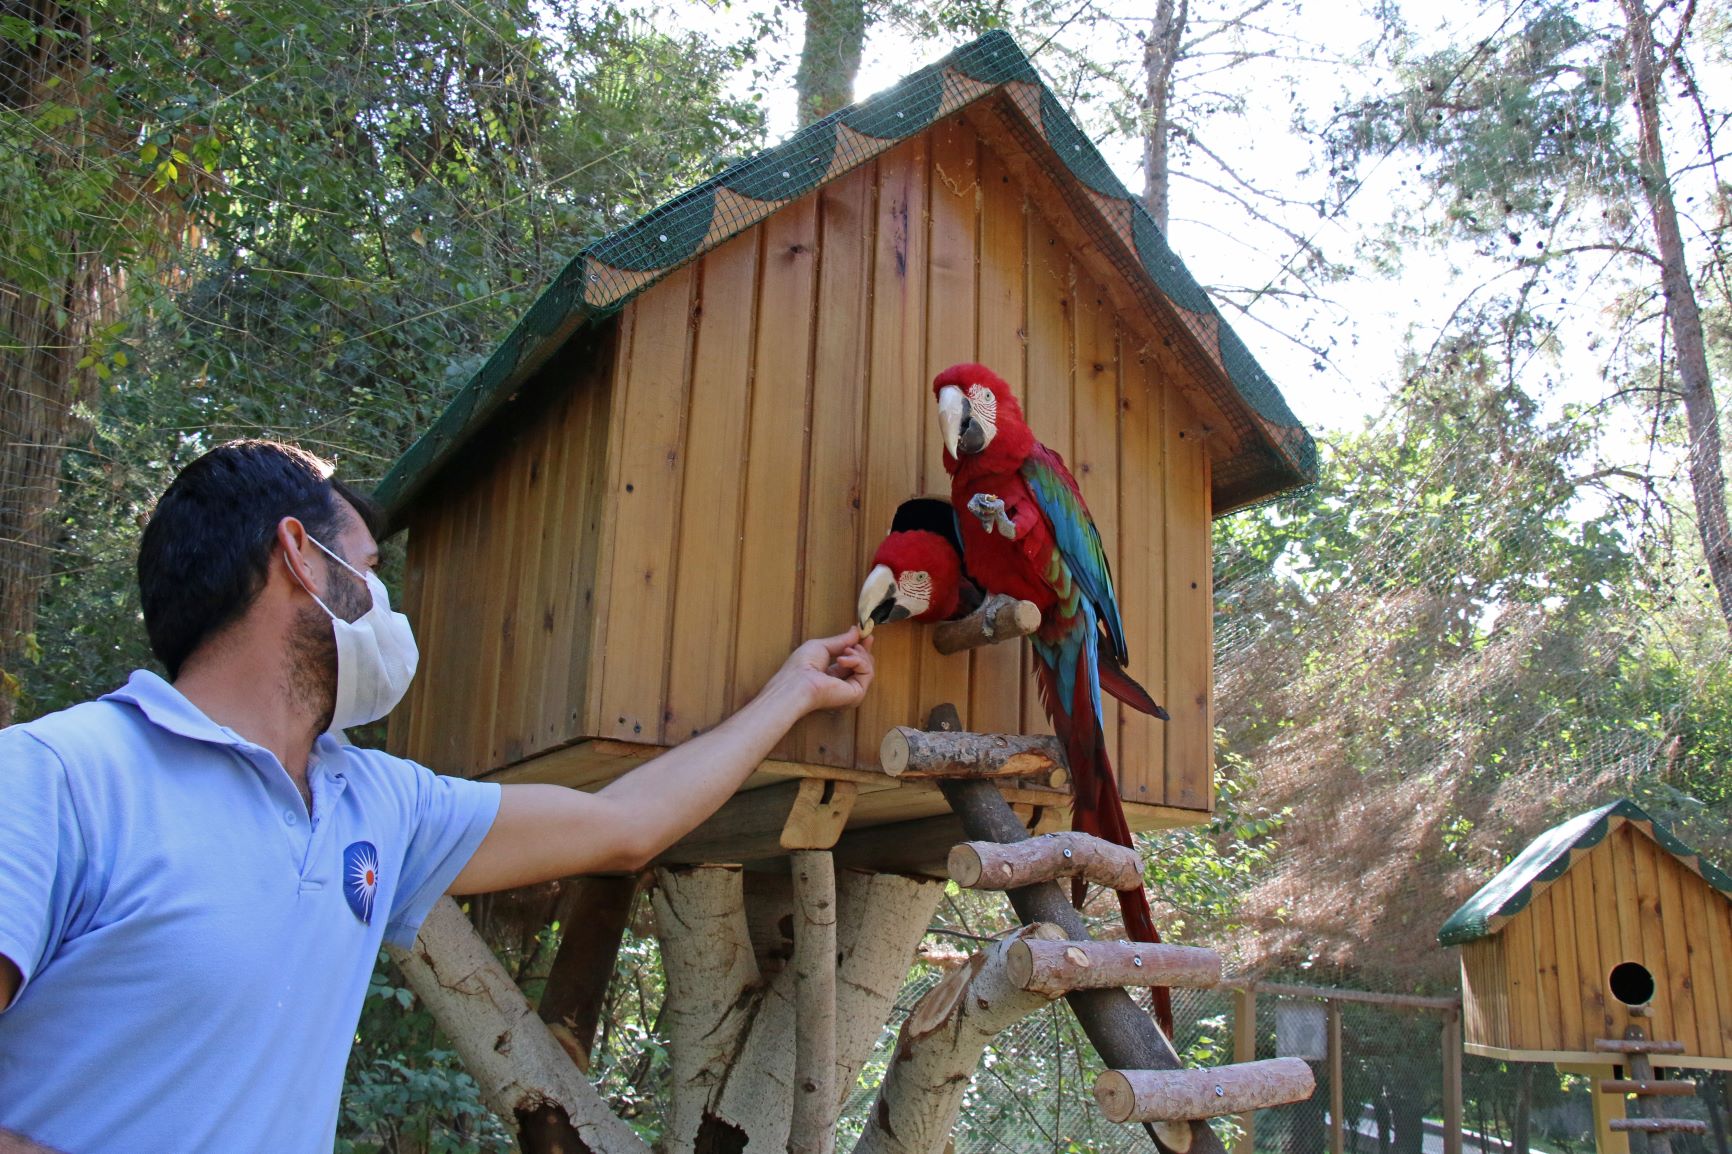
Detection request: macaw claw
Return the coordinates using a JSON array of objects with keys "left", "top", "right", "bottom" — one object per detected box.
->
[{"left": 967, "top": 493, "right": 1016, "bottom": 539}]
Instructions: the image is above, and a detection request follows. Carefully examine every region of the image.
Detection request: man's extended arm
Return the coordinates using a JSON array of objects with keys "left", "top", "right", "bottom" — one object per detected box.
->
[{"left": 449, "top": 628, "right": 873, "bottom": 894}]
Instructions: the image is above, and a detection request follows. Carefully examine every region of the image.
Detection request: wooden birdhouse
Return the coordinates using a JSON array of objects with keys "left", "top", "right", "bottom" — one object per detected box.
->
[
  {"left": 376, "top": 29, "right": 1315, "bottom": 860},
  {"left": 1440, "top": 799, "right": 1732, "bottom": 1148}
]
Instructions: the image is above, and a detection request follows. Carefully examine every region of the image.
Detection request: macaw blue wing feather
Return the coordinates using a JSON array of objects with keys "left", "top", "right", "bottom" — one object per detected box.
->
[{"left": 1020, "top": 444, "right": 1128, "bottom": 664}]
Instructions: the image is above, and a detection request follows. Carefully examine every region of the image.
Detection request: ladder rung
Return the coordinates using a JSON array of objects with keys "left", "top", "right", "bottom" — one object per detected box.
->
[
  {"left": 1609, "top": 1118, "right": 1708, "bottom": 1134},
  {"left": 1595, "top": 1037, "right": 1687, "bottom": 1054},
  {"left": 1094, "top": 1059, "right": 1314, "bottom": 1123},
  {"left": 1599, "top": 1079, "right": 1697, "bottom": 1097}
]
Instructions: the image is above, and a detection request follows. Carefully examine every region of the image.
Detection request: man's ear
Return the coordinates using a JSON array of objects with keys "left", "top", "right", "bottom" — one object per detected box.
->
[{"left": 276, "top": 516, "right": 320, "bottom": 597}]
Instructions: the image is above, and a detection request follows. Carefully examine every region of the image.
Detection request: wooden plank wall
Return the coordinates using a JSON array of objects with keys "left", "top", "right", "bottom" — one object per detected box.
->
[
  {"left": 389, "top": 331, "right": 615, "bottom": 775},
  {"left": 398, "top": 117, "right": 1217, "bottom": 818},
  {"left": 1491, "top": 823, "right": 1732, "bottom": 1060}
]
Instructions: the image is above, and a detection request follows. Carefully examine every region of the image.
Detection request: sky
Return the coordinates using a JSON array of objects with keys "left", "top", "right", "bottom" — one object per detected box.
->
[{"left": 672, "top": 0, "right": 1727, "bottom": 466}]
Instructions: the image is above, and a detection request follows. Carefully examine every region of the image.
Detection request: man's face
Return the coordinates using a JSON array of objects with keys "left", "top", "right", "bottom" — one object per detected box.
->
[{"left": 287, "top": 496, "right": 383, "bottom": 726}]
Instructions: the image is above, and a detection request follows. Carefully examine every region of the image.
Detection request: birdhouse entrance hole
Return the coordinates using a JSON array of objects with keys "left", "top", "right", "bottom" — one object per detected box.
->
[{"left": 1609, "top": 960, "right": 1656, "bottom": 1007}]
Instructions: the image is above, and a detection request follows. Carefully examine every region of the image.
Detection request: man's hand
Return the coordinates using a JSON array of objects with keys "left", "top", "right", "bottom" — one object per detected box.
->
[
  {"left": 450, "top": 628, "right": 877, "bottom": 893},
  {"left": 757, "top": 627, "right": 874, "bottom": 714}
]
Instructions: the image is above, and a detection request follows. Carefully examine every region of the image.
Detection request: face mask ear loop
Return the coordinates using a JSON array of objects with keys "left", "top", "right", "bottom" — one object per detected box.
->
[{"left": 285, "top": 544, "right": 342, "bottom": 621}]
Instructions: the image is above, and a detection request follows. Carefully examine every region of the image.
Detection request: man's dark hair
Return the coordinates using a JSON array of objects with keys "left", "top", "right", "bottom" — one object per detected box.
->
[{"left": 138, "top": 440, "right": 388, "bottom": 678}]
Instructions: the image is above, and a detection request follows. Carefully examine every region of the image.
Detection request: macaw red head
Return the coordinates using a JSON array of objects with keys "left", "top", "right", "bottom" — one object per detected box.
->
[
  {"left": 932, "top": 363, "right": 1034, "bottom": 472},
  {"left": 856, "top": 530, "right": 966, "bottom": 635}
]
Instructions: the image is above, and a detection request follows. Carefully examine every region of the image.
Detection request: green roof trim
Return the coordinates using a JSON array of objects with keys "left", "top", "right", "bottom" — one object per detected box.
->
[
  {"left": 376, "top": 29, "right": 1317, "bottom": 520},
  {"left": 1437, "top": 799, "right": 1732, "bottom": 947}
]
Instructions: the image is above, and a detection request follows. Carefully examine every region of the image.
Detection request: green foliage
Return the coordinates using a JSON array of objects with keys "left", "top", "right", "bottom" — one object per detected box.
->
[{"left": 340, "top": 955, "right": 514, "bottom": 1153}]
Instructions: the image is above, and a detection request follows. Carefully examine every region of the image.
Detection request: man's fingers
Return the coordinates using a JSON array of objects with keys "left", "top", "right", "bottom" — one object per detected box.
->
[{"left": 811, "top": 625, "right": 863, "bottom": 657}]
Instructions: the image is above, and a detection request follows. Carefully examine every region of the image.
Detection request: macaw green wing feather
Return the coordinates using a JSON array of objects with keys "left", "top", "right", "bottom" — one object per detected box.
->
[{"left": 1021, "top": 444, "right": 1128, "bottom": 663}]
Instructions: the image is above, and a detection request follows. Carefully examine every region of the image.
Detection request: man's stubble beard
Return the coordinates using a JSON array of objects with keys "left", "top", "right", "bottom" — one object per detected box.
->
[{"left": 289, "top": 561, "right": 372, "bottom": 734}]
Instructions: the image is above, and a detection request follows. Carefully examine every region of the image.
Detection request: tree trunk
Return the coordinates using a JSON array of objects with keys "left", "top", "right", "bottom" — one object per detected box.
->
[
  {"left": 794, "top": 0, "right": 865, "bottom": 126},
  {"left": 0, "top": 0, "right": 99, "bottom": 726},
  {"left": 1620, "top": 0, "right": 1732, "bottom": 637},
  {"left": 1141, "top": 0, "right": 1188, "bottom": 234}
]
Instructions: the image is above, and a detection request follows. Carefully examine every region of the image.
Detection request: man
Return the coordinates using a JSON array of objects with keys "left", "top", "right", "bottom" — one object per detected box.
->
[{"left": 0, "top": 440, "right": 874, "bottom": 1153}]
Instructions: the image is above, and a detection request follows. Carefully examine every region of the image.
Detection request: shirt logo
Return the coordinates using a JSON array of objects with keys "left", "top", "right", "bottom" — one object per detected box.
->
[{"left": 343, "top": 841, "right": 380, "bottom": 926}]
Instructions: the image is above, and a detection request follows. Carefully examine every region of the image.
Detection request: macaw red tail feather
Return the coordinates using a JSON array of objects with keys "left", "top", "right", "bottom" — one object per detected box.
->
[
  {"left": 1042, "top": 655, "right": 1175, "bottom": 1036},
  {"left": 1098, "top": 653, "right": 1169, "bottom": 720}
]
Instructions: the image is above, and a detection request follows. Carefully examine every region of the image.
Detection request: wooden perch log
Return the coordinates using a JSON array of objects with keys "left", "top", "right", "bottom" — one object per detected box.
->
[
  {"left": 1094, "top": 1060, "right": 1316, "bottom": 1124},
  {"left": 789, "top": 851, "right": 838, "bottom": 1154},
  {"left": 950, "top": 831, "right": 1144, "bottom": 892},
  {"left": 879, "top": 725, "right": 1067, "bottom": 786},
  {"left": 1596, "top": 1038, "right": 1688, "bottom": 1054},
  {"left": 1600, "top": 1079, "right": 1698, "bottom": 1096},
  {"left": 853, "top": 925, "right": 1064, "bottom": 1154},
  {"left": 933, "top": 708, "right": 1231, "bottom": 1154},
  {"left": 932, "top": 592, "right": 1041, "bottom": 654},
  {"left": 1610, "top": 1119, "right": 1709, "bottom": 1134},
  {"left": 1006, "top": 939, "right": 1222, "bottom": 997},
  {"left": 391, "top": 898, "right": 649, "bottom": 1154}
]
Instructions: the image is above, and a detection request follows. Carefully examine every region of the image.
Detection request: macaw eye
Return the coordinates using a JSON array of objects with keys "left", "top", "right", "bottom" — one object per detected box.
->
[
  {"left": 898, "top": 570, "right": 933, "bottom": 600},
  {"left": 966, "top": 384, "right": 998, "bottom": 443}
]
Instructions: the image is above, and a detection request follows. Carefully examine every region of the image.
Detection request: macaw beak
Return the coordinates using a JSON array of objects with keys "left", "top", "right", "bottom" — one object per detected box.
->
[
  {"left": 937, "top": 385, "right": 967, "bottom": 458},
  {"left": 856, "top": 563, "right": 908, "bottom": 636}
]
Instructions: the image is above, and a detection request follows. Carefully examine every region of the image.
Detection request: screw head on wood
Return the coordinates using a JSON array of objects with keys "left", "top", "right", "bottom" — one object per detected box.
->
[
  {"left": 1133, "top": 956, "right": 1143, "bottom": 967},
  {"left": 1215, "top": 1085, "right": 1225, "bottom": 1097},
  {"left": 1062, "top": 848, "right": 1073, "bottom": 859}
]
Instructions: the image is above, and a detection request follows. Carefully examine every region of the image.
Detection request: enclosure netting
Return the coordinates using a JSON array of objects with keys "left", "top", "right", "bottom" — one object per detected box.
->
[{"left": 9, "top": 0, "right": 1732, "bottom": 1151}]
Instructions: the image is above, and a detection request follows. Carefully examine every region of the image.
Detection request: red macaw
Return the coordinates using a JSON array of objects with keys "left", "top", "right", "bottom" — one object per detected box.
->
[{"left": 932, "top": 361, "right": 1173, "bottom": 1032}]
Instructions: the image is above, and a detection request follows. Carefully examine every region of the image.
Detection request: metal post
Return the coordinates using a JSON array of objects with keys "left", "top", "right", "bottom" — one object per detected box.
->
[
  {"left": 1441, "top": 1008, "right": 1463, "bottom": 1154},
  {"left": 1328, "top": 998, "right": 1344, "bottom": 1154},
  {"left": 1233, "top": 985, "right": 1257, "bottom": 1154}
]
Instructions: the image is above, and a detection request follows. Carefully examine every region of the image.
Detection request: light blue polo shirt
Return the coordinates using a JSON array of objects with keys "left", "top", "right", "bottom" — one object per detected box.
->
[{"left": 0, "top": 670, "right": 502, "bottom": 1153}]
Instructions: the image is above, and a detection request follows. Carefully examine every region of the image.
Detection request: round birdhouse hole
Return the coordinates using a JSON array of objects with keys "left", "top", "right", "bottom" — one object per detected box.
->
[{"left": 1608, "top": 960, "right": 1656, "bottom": 1007}]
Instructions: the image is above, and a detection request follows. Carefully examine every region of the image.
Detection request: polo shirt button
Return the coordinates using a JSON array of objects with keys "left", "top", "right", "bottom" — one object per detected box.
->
[{"left": 283, "top": 809, "right": 298, "bottom": 826}]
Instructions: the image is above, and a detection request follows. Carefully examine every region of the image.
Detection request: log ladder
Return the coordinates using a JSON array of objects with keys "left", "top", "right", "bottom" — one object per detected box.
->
[
  {"left": 887, "top": 598, "right": 1312, "bottom": 1154},
  {"left": 1594, "top": 1022, "right": 1706, "bottom": 1150}
]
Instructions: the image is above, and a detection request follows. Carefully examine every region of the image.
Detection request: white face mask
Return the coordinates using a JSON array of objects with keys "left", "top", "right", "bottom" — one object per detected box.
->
[{"left": 296, "top": 535, "right": 420, "bottom": 731}]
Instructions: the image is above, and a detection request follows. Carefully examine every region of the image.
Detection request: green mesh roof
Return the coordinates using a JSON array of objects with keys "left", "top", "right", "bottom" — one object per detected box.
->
[
  {"left": 1438, "top": 799, "right": 1732, "bottom": 947},
  {"left": 376, "top": 29, "right": 1317, "bottom": 520}
]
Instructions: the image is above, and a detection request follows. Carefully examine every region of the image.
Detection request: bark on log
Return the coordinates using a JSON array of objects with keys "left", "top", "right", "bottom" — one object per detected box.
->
[
  {"left": 1094, "top": 1060, "right": 1316, "bottom": 1124},
  {"left": 853, "top": 925, "right": 1065, "bottom": 1154},
  {"left": 1006, "top": 939, "right": 1221, "bottom": 997},
  {"left": 879, "top": 725, "right": 1067, "bottom": 785},
  {"left": 653, "top": 866, "right": 763, "bottom": 1153},
  {"left": 949, "top": 832, "right": 1144, "bottom": 892},
  {"left": 391, "top": 898, "right": 649, "bottom": 1154},
  {"left": 931, "top": 593, "right": 1042, "bottom": 655},
  {"left": 789, "top": 851, "right": 838, "bottom": 1154},
  {"left": 937, "top": 756, "right": 1227, "bottom": 1154}
]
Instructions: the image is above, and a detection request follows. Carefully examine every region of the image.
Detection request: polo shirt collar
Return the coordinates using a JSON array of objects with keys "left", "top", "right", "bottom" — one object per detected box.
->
[{"left": 101, "top": 670, "right": 348, "bottom": 769}]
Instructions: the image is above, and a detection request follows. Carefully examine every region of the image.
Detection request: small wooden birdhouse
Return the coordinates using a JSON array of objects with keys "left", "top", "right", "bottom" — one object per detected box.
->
[
  {"left": 375, "top": 30, "right": 1314, "bottom": 862},
  {"left": 1441, "top": 800, "right": 1732, "bottom": 1148}
]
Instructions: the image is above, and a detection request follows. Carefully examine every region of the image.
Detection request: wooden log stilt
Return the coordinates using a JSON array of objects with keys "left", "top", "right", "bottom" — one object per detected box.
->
[
  {"left": 537, "top": 875, "right": 640, "bottom": 1073},
  {"left": 929, "top": 705, "right": 1229, "bottom": 1154},
  {"left": 853, "top": 924, "right": 1064, "bottom": 1154},
  {"left": 879, "top": 725, "right": 1067, "bottom": 784},
  {"left": 931, "top": 592, "right": 1041, "bottom": 654},
  {"left": 1094, "top": 1060, "right": 1317, "bottom": 1124},
  {"left": 1005, "top": 939, "right": 1221, "bottom": 997},
  {"left": 789, "top": 851, "right": 838, "bottom": 1154},
  {"left": 949, "top": 831, "right": 1144, "bottom": 892},
  {"left": 708, "top": 868, "right": 945, "bottom": 1149},
  {"left": 652, "top": 866, "right": 762, "bottom": 1153},
  {"left": 391, "top": 898, "right": 650, "bottom": 1154}
]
